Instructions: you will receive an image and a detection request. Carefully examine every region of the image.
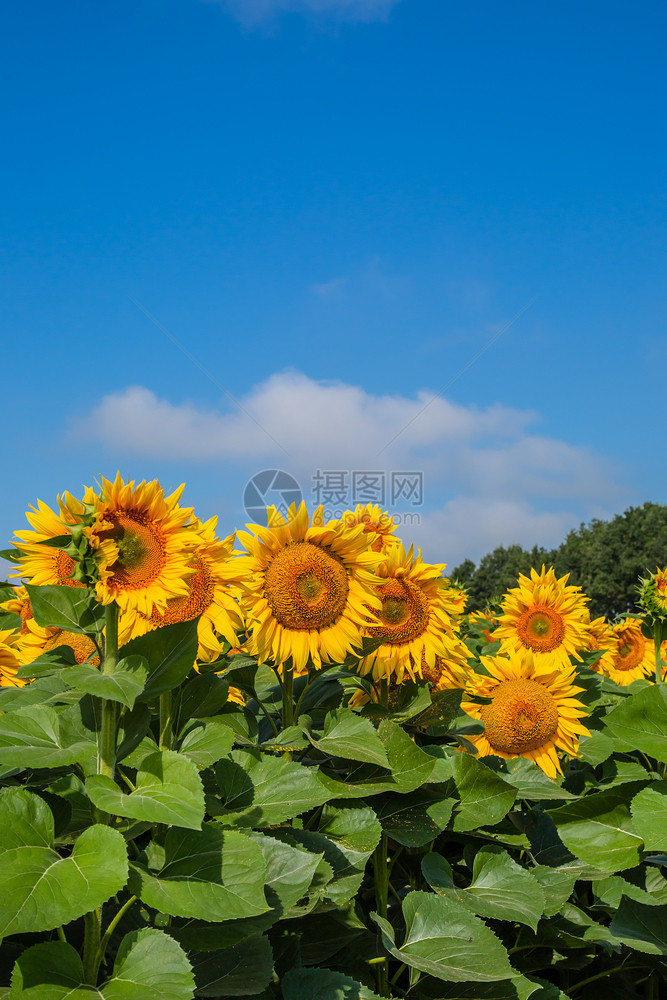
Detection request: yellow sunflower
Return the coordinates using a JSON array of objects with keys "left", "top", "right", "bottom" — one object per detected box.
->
[
  {"left": 339, "top": 504, "right": 399, "bottom": 553},
  {"left": 639, "top": 566, "right": 667, "bottom": 619},
  {"left": 461, "top": 649, "right": 590, "bottom": 778},
  {"left": 119, "top": 516, "right": 245, "bottom": 661},
  {"left": 592, "top": 618, "right": 655, "bottom": 686},
  {"left": 357, "top": 544, "right": 466, "bottom": 686},
  {"left": 17, "top": 617, "right": 100, "bottom": 668},
  {"left": 86, "top": 473, "right": 199, "bottom": 616},
  {"left": 585, "top": 615, "right": 615, "bottom": 672},
  {"left": 234, "top": 502, "right": 385, "bottom": 672},
  {"left": 492, "top": 566, "right": 590, "bottom": 671},
  {"left": 1, "top": 585, "right": 33, "bottom": 634},
  {"left": 419, "top": 639, "right": 474, "bottom": 692},
  {"left": 12, "top": 493, "right": 91, "bottom": 588},
  {"left": 0, "top": 629, "right": 27, "bottom": 688}
]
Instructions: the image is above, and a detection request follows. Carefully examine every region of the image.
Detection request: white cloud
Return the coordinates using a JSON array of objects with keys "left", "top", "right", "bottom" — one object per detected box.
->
[
  {"left": 211, "top": 0, "right": 401, "bottom": 27},
  {"left": 72, "top": 371, "right": 628, "bottom": 564}
]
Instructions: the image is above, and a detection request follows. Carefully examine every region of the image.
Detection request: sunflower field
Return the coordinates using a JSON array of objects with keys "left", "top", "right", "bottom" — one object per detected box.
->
[{"left": 1, "top": 474, "right": 667, "bottom": 1000}]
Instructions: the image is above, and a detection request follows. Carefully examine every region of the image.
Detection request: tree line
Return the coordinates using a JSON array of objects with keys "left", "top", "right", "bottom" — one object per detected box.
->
[{"left": 451, "top": 502, "right": 667, "bottom": 620}]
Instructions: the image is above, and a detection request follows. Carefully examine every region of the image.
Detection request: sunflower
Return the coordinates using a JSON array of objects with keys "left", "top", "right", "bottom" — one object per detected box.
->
[
  {"left": 234, "top": 502, "right": 385, "bottom": 672},
  {"left": 86, "top": 473, "right": 199, "bottom": 616},
  {"left": 357, "top": 544, "right": 466, "bottom": 687},
  {"left": 585, "top": 615, "right": 615, "bottom": 672},
  {"left": 17, "top": 617, "right": 100, "bottom": 668},
  {"left": 492, "top": 566, "right": 590, "bottom": 671},
  {"left": 638, "top": 567, "right": 667, "bottom": 620},
  {"left": 419, "top": 639, "right": 474, "bottom": 692},
  {"left": 12, "top": 493, "right": 91, "bottom": 588},
  {"left": 461, "top": 649, "right": 590, "bottom": 778},
  {"left": 592, "top": 618, "right": 655, "bottom": 686},
  {"left": 0, "top": 630, "right": 27, "bottom": 688},
  {"left": 1, "top": 586, "right": 33, "bottom": 634},
  {"left": 119, "top": 516, "right": 245, "bottom": 661},
  {"left": 339, "top": 504, "right": 399, "bottom": 553}
]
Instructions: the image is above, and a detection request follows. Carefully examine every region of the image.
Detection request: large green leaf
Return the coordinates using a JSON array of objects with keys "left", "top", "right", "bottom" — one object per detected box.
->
[
  {"left": 610, "top": 897, "right": 667, "bottom": 954},
  {"left": 422, "top": 849, "right": 545, "bottom": 931},
  {"left": 191, "top": 934, "right": 273, "bottom": 997},
  {"left": 314, "top": 802, "right": 382, "bottom": 903},
  {"left": 25, "top": 584, "right": 104, "bottom": 635},
  {"left": 0, "top": 789, "right": 127, "bottom": 936},
  {"left": 282, "top": 967, "right": 381, "bottom": 1000},
  {"left": 304, "top": 709, "right": 390, "bottom": 768},
  {"left": 249, "top": 830, "right": 324, "bottom": 913},
  {"left": 0, "top": 705, "right": 96, "bottom": 768},
  {"left": 177, "top": 719, "right": 235, "bottom": 769},
  {"left": 490, "top": 757, "right": 575, "bottom": 801},
  {"left": 121, "top": 619, "right": 199, "bottom": 700},
  {"left": 127, "top": 824, "right": 268, "bottom": 920},
  {"left": 372, "top": 890, "right": 513, "bottom": 982},
  {"left": 86, "top": 750, "right": 205, "bottom": 830},
  {"left": 9, "top": 929, "right": 195, "bottom": 999},
  {"left": 374, "top": 789, "right": 454, "bottom": 848},
  {"left": 631, "top": 781, "right": 667, "bottom": 851},
  {"left": 64, "top": 655, "right": 148, "bottom": 709},
  {"left": 603, "top": 684, "right": 667, "bottom": 761},
  {"left": 211, "top": 749, "right": 330, "bottom": 827},
  {"left": 452, "top": 754, "right": 517, "bottom": 831},
  {"left": 547, "top": 786, "right": 644, "bottom": 872},
  {"left": 530, "top": 865, "right": 578, "bottom": 917},
  {"left": 319, "top": 721, "right": 435, "bottom": 799}
]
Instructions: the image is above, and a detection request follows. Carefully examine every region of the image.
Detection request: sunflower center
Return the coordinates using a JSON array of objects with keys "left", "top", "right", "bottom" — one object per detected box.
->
[
  {"left": 149, "top": 556, "right": 215, "bottom": 627},
  {"left": 263, "top": 541, "right": 349, "bottom": 631},
  {"left": 54, "top": 550, "right": 83, "bottom": 588},
  {"left": 45, "top": 629, "right": 100, "bottom": 666},
  {"left": 368, "top": 578, "right": 430, "bottom": 644},
  {"left": 481, "top": 678, "right": 559, "bottom": 754},
  {"left": 102, "top": 511, "right": 167, "bottom": 590},
  {"left": 516, "top": 606, "right": 565, "bottom": 652},
  {"left": 615, "top": 630, "right": 643, "bottom": 670}
]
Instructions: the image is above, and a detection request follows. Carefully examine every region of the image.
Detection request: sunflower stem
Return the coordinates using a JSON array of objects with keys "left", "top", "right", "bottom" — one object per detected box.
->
[
  {"left": 159, "top": 691, "right": 173, "bottom": 750},
  {"left": 98, "top": 602, "right": 119, "bottom": 782},
  {"left": 373, "top": 831, "right": 390, "bottom": 997},
  {"left": 82, "top": 907, "right": 102, "bottom": 985},
  {"left": 97, "top": 895, "right": 137, "bottom": 970},
  {"left": 282, "top": 659, "right": 294, "bottom": 730},
  {"left": 654, "top": 620, "right": 663, "bottom": 684}
]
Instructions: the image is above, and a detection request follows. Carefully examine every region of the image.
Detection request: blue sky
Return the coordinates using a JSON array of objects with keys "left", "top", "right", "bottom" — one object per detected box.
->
[{"left": 1, "top": 0, "right": 665, "bottom": 571}]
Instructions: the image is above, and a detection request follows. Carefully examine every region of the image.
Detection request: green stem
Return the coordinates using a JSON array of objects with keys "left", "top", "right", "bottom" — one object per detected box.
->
[
  {"left": 255, "top": 695, "right": 280, "bottom": 737},
  {"left": 282, "top": 659, "right": 294, "bottom": 729},
  {"left": 97, "top": 895, "right": 137, "bottom": 968},
  {"left": 654, "top": 620, "right": 663, "bottom": 684},
  {"left": 159, "top": 691, "right": 173, "bottom": 750},
  {"left": 569, "top": 961, "right": 632, "bottom": 995},
  {"left": 373, "top": 831, "right": 390, "bottom": 997},
  {"left": 293, "top": 671, "right": 314, "bottom": 720},
  {"left": 56, "top": 925, "right": 66, "bottom": 944},
  {"left": 82, "top": 908, "right": 102, "bottom": 985},
  {"left": 98, "top": 603, "right": 119, "bottom": 781}
]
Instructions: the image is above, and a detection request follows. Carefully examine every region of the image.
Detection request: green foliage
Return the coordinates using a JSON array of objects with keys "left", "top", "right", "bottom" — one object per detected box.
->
[{"left": 3, "top": 569, "right": 667, "bottom": 1000}]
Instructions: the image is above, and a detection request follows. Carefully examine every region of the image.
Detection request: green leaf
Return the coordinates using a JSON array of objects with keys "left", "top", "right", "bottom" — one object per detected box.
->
[
  {"left": 211, "top": 749, "right": 330, "bottom": 827},
  {"left": 121, "top": 619, "right": 199, "bottom": 700},
  {"left": 259, "top": 725, "right": 310, "bottom": 753},
  {"left": 372, "top": 890, "right": 514, "bottom": 982},
  {"left": 128, "top": 824, "right": 268, "bottom": 921},
  {"left": 422, "top": 849, "right": 545, "bottom": 931},
  {"left": 319, "top": 720, "right": 435, "bottom": 799},
  {"left": 8, "top": 931, "right": 196, "bottom": 999},
  {"left": 452, "top": 754, "right": 517, "bottom": 831},
  {"left": 413, "top": 978, "right": 545, "bottom": 1000},
  {"left": 531, "top": 865, "right": 578, "bottom": 917},
  {"left": 490, "top": 757, "right": 575, "bottom": 800},
  {"left": 603, "top": 684, "right": 667, "bottom": 761},
  {"left": 410, "top": 686, "right": 465, "bottom": 728},
  {"left": 610, "top": 897, "right": 667, "bottom": 954},
  {"left": 177, "top": 719, "right": 235, "bottom": 769},
  {"left": 191, "top": 934, "right": 273, "bottom": 997},
  {"left": 0, "top": 705, "right": 97, "bottom": 768},
  {"left": 305, "top": 708, "right": 390, "bottom": 768},
  {"left": 374, "top": 789, "right": 454, "bottom": 848},
  {"left": 577, "top": 730, "right": 617, "bottom": 766},
  {"left": 64, "top": 655, "right": 148, "bottom": 709},
  {"left": 0, "top": 675, "right": 73, "bottom": 713},
  {"left": 86, "top": 750, "right": 205, "bottom": 830},
  {"left": 282, "top": 967, "right": 381, "bottom": 1000},
  {"left": 0, "top": 789, "right": 128, "bottom": 936},
  {"left": 631, "top": 781, "right": 667, "bottom": 851},
  {"left": 25, "top": 584, "right": 103, "bottom": 635},
  {"left": 315, "top": 802, "right": 382, "bottom": 903},
  {"left": 548, "top": 785, "right": 645, "bottom": 872},
  {"left": 250, "top": 830, "right": 324, "bottom": 913}
]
